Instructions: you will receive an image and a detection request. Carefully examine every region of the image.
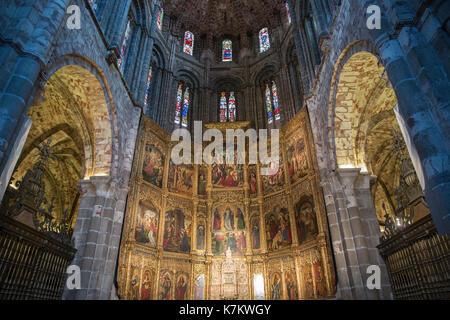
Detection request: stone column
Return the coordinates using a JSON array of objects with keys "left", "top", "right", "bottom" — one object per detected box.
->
[
  {"left": 288, "top": 0, "right": 315, "bottom": 96},
  {"left": 0, "top": 0, "right": 71, "bottom": 202},
  {"left": 124, "top": 23, "right": 142, "bottom": 86},
  {"left": 358, "top": 0, "right": 450, "bottom": 236},
  {"left": 104, "top": 0, "right": 133, "bottom": 53},
  {"left": 64, "top": 176, "right": 129, "bottom": 300},
  {"left": 309, "top": 0, "right": 331, "bottom": 38},
  {"left": 325, "top": 168, "right": 391, "bottom": 300}
]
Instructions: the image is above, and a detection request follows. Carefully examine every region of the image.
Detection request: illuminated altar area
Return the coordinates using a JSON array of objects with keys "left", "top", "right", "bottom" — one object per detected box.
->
[{"left": 117, "top": 109, "right": 336, "bottom": 300}]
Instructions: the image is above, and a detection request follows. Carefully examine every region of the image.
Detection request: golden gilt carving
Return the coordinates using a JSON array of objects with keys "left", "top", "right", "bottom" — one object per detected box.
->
[{"left": 117, "top": 110, "right": 336, "bottom": 300}]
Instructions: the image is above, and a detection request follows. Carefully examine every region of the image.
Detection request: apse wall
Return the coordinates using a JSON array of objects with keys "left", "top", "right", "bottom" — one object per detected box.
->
[{"left": 117, "top": 109, "right": 336, "bottom": 300}]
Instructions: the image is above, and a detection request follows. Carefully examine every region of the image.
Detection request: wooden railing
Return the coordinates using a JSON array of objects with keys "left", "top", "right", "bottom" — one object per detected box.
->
[
  {"left": 0, "top": 214, "right": 76, "bottom": 300},
  {"left": 377, "top": 215, "right": 450, "bottom": 300}
]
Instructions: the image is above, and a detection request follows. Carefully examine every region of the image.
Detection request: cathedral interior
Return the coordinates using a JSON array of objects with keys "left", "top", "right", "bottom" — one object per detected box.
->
[{"left": 0, "top": 0, "right": 449, "bottom": 301}]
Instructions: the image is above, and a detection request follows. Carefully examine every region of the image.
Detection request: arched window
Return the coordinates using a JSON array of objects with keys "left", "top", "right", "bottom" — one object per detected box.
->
[
  {"left": 272, "top": 82, "right": 280, "bottom": 121},
  {"left": 259, "top": 28, "right": 270, "bottom": 53},
  {"left": 222, "top": 40, "right": 232, "bottom": 62},
  {"left": 228, "top": 92, "right": 236, "bottom": 122},
  {"left": 174, "top": 83, "right": 191, "bottom": 128},
  {"left": 286, "top": 2, "right": 292, "bottom": 24},
  {"left": 220, "top": 92, "right": 228, "bottom": 122},
  {"left": 143, "top": 66, "right": 153, "bottom": 108},
  {"left": 265, "top": 83, "right": 274, "bottom": 124},
  {"left": 184, "top": 31, "right": 194, "bottom": 56},
  {"left": 118, "top": 19, "right": 132, "bottom": 72},
  {"left": 157, "top": 8, "right": 164, "bottom": 30},
  {"left": 181, "top": 87, "right": 190, "bottom": 128},
  {"left": 174, "top": 83, "right": 183, "bottom": 125},
  {"left": 265, "top": 81, "right": 281, "bottom": 124},
  {"left": 219, "top": 92, "right": 237, "bottom": 122}
]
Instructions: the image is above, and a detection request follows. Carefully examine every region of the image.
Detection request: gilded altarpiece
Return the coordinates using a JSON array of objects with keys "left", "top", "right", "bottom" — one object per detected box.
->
[{"left": 118, "top": 110, "right": 336, "bottom": 300}]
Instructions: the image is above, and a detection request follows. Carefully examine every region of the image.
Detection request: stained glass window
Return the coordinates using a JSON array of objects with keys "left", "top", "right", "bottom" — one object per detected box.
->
[
  {"left": 228, "top": 92, "right": 236, "bottom": 122},
  {"left": 272, "top": 82, "right": 280, "bottom": 121},
  {"left": 259, "top": 28, "right": 270, "bottom": 53},
  {"left": 265, "top": 81, "right": 281, "bottom": 124},
  {"left": 181, "top": 87, "right": 190, "bottom": 128},
  {"left": 265, "top": 83, "right": 274, "bottom": 124},
  {"left": 174, "top": 83, "right": 183, "bottom": 125},
  {"left": 222, "top": 40, "right": 232, "bottom": 62},
  {"left": 184, "top": 31, "right": 194, "bottom": 56},
  {"left": 220, "top": 92, "right": 228, "bottom": 123},
  {"left": 286, "top": 2, "right": 292, "bottom": 24},
  {"left": 143, "top": 67, "right": 153, "bottom": 108},
  {"left": 157, "top": 8, "right": 164, "bottom": 30},
  {"left": 118, "top": 20, "right": 132, "bottom": 72}
]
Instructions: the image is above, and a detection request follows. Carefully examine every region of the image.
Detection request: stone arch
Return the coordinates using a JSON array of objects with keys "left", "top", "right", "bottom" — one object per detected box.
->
[
  {"left": 42, "top": 55, "right": 118, "bottom": 177},
  {"left": 172, "top": 68, "right": 201, "bottom": 129},
  {"left": 10, "top": 58, "right": 116, "bottom": 229},
  {"left": 329, "top": 41, "right": 429, "bottom": 224},
  {"left": 328, "top": 40, "right": 383, "bottom": 169}
]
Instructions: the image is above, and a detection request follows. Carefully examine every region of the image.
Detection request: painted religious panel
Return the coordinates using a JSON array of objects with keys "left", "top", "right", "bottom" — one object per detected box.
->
[
  {"left": 175, "top": 273, "right": 189, "bottom": 300},
  {"left": 261, "top": 155, "right": 285, "bottom": 194},
  {"left": 313, "top": 258, "right": 327, "bottom": 297},
  {"left": 265, "top": 206, "right": 292, "bottom": 251},
  {"left": 140, "top": 268, "right": 153, "bottom": 300},
  {"left": 302, "top": 264, "right": 314, "bottom": 299},
  {"left": 212, "top": 205, "right": 246, "bottom": 255},
  {"left": 163, "top": 209, "right": 192, "bottom": 253},
  {"left": 286, "top": 135, "right": 308, "bottom": 183},
  {"left": 129, "top": 265, "right": 141, "bottom": 300},
  {"left": 194, "top": 274, "right": 205, "bottom": 300},
  {"left": 196, "top": 222, "right": 206, "bottom": 251},
  {"left": 142, "top": 143, "right": 165, "bottom": 188},
  {"left": 198, "top": 166, "right": 208, "bottom": 196},
  {"left": 295, "top": 198, "right": 319, "bottom": 244},
  {"left": 168, "top": 161, "right": 194, "bottom": 195},
  {"left": 251, "top": 215, "right": 261, "bottom": 250},
  {"left": 135, "top": 202, "right": 159, "bottom": 248},
  {"left": 285, "top": 270, "right": 298, "bottom": 300},
  {"left": 270, "top": 273, "right": 282, "bottom": 300},
  {"left": 212, "top": 151, "right": 244, "bottom": 188},
  {"left": 159, "top": 270, "right": 173, "bottom": 300},
  {"left": 248, "top": 165, "right": 258, "bottom": 195}
]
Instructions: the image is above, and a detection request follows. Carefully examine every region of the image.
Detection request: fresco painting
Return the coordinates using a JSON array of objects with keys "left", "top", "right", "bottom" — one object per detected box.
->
[
  {"left": 286, "top": 137, "right": 308, "bottom": 183},
  {"left": 261, "top": 156, "right": 285, "bottom": 193},
  {"left": 168, "top": 161, "right": 194, "bottom": 194},
  {"left": 142, "top": 143, "right": 164, "bottom": 188},
  {"left": 270, "top": 273, "right": 282, "bottom": 300},
  {"left": 212, "top": 205, "right": 246, "bottom": 255},
  {"left": 295, "top": 199, "right": 318, "bottom": 244},
  {"left": 163, "top": 209, "right": 192, "bottom": 253},
  {"left": 159, "top": 271, "right": 173, "bottom": 300},
  {"left": 265, "top": 207, "right": 292, "bottom": 251},
  {"left": 135, "top": 202, "right": 159, "bottom": 248}
]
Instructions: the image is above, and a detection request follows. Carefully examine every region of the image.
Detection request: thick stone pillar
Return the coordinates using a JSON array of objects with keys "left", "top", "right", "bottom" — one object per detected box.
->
[
  {"left": 0, "top": 0, "right": 71, "bottom": 202},
  {"left": 63, "top": 176, "right": 129, "bottom": 300},
  {"left": 310, "top": 0, "right": 331, "bottom": 38},
  {"left": 103, "top": 0, "right": 132, "bottom": 51},
  {"left": 378, "top": 37, "right": 450, "bottom": 234},
  {"left": 287, "top": 0, "right": 313, "bottom": 95},
  {"left": 325, "top": 168, "right": 391, "bottom": 299}
]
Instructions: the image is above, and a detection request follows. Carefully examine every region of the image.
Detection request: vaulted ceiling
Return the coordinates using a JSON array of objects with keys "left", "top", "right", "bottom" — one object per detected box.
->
[{"left": 164, "top": 0, "right": 288, "bottom": 37}]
